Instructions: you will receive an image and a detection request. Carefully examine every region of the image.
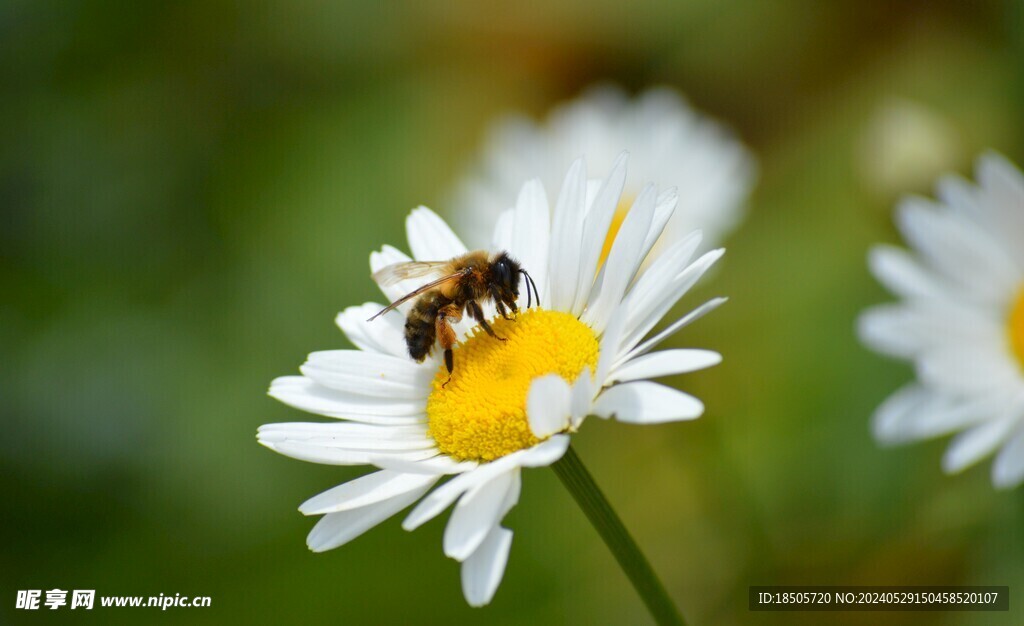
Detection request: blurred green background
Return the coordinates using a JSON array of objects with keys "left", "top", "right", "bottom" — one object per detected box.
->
[{"left": 2, "top": 1, "right": 1023, "bottom": 624}]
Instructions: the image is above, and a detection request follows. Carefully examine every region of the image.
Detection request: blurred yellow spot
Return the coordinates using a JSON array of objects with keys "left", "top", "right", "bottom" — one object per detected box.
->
[
  {"left": 598, "top": 198, "right": 633, "bottom": 268},
  {"left": 1010, "top": 289, "right": 1024, "bottom": 367},
  {"left": 427, "top": 309, "right": 598, "bottom": 462}
]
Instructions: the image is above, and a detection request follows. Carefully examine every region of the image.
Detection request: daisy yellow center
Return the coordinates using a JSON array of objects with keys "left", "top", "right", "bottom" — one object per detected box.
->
[
  {"left": 598, "top": 198, "right": 633, "bottom": 268},
  {"left": 426, "top": 309, "right": 599, "bottom": 462},
  {"left": 1010, "top": 288, "right": 1024, "bottom": 367}
]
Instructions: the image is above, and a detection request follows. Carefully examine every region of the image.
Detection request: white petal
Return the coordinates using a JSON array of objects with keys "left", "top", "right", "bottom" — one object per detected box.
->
[
  {"left": 942, "top": 417, "right": 1018, "bottom": 474},
  {"left": 615, "top": 297, "right": 727, "bottom": 368},
  {"left": 491, "top": 208, "right": 515, "bottom": 253},
  {"left": 507, "top": 179, "right": 550, "bottom": 305},
  {"left": 595, "top": 304, "right": 627, "bottom": 386},
  {"left": 624, "top": 230, "right": 702, "bottom": 321},
  {"left": 871, "top": 384, "right": 934, "bottom": 444},
  {"left": 866, "top": 244, "right": 946, "bottom": 301},
  {"left": 443, "top": 470, "right": 519, "bottom": 561},
  {"left": 582, "top": 183, "right": 656, "bottom": 334},
  {"left": 300, "top": 470, "right": 440, "bottom": 515},
  {"left": 335, "top": 304, "right": 408, "bottom": 358},
  {"left": 516, "top": 434, "right": 570, "bottom": 466},
  {"left": 370, "top": 245, "right": 418, "bottom": 304},
  {"left": 621, "top": 248, "right": 724, "bottom": 355},
  {"left": 896, "top": 197, "right": 1018, "bottom": 301},
  {"left": 460, "top": 525, "right": 513, "bottom": 607},
  {"left": 570, "top": 374, "right": 595, "bottom": 429},
  {"left": 402, "top": 437, "right": 567, "bottom": 531},
  {"left": 406, "top": 206, "right": 468, "bottom": 262},
  {"left": 370, "top": 454, "right": 478, "bottom": 475},
  {"left": 527, "top": 375, "right": 572, "bottom": 437},
  {"left": 992, "top": 426, "right": 1024, "bottom": 489},
  {"left": 269, "top": 376, "right": 427, "bottom": 421},
  {"left": 306, "top": 483, "right": 433, "bottom": 552},
  {"left": 609, "top": 349, "right": 721, "bottom": 383},
  {"left": 635, "top": 188, "right": 677, "bottom": 266},
  {"left": 976, "top": 152, "right": 1024, "bottom": 270},
  {"left": 299, "top": 350, "right": 432, "bottom": 400},
  {"left": 917, "top": 347, "right": 1019, "bottom": 394},
  {"left": 265, "top": 441, "right": 439, "bottom": 466},
  {"left": 257, "top": 421, "right": 430, "bottom": 446},
  {"left": 593, "top": 381, "right": 704, "bottom": 423},
  {"left": 548, "top": 158, "right": 588, "bottom": 312},
  {"left": 572, "top": 152, "right": 628, "bottom": 314}
]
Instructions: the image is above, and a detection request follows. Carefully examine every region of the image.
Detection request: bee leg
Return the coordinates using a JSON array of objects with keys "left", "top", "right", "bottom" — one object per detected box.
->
[
  {"left": 437, "top": 304, "right": 461, "bottom": 387},
  {"left": 441, "top": 349, "right": 454, "bottom": 388},
  {"left": 469, "top": 300, "right": 507, "bottom": 342},
  {"left": 495, "top": 299, "right": 513, "bottom": 321}
]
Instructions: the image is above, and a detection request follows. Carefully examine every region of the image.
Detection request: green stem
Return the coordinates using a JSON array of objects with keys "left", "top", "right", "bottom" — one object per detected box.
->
[{"left": 552, "top": 444, "right": 687, "bottom": 626}]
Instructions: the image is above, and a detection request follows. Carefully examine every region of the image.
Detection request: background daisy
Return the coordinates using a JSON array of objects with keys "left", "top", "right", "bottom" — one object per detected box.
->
[
  {"left": 260, "top": 156, "right": 725, "bottom": 611},
  {"left": 859, "top": 153, "right": 1024, "bottom": 488},
  {"left": 452, "top": 85, "right": 756, "bottom": 254}
]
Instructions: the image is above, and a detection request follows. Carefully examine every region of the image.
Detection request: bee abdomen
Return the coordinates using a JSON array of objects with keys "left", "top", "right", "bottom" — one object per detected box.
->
[
  {"left": 405, "top": 318, "right": 435, "bottom": 361},
  {"left": 404, "top": 297, "right": 441, "bottom": 362}
]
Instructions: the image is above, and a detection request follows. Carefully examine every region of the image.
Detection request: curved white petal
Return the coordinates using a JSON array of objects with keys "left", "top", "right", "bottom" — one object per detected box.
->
[
  {"left": 335, "top": 304, "right": 408, "bottom": 358},
  {"left": 570, "top": 374, "right": 595, "bottom": 429},
  {"left": 593, "top": 381, "right": 704, "bottom": 423},
  {"left": 916, "top": 347, "right": 1019, "bottom": 394},
  {"left": 506, "top": 179, "right": 550, "bottom": 304},
  {"left": 266, "top": 441, "right": 439, "bottom": 466},
  {"left": 443, "top": 470, "right": 520, "bottom": 561},
  {"left": 582, "top": 183, "right": 656, "bottom": 333},
  {"left": 572, "top": 152, "right": 628, "bottom": 314},
  {"left": 370, "top": 454, "right": 478, "bottom": 475},
  {"left": 527, "top": 375, "right": 572, "bottom": 438},
  {"left": 621, "top": 248, "right": 724, "bottom": 355},
  {"left": 609, "top": 349, "right": 721, "bottom": 384},
  {"left": 942, "top": 417, "right": 1018, "bottom": 474},
  {"left": 992, "top": 426, "right": 1024, "bottom": 489},
  {"left": 299, "top": 350, "right": 432, "bottom": 400},
  {"left": 895, "top": 197, "right": 1018, "bottom": 301},
  {"left": 867, "top": 244, "right": 947, "bottom": 301},
  {"left": 402, "top": 436, "right": 567, "bottom": 531},
  {"left": 615, "top": 297, "right": 727, "bottom": 369},
  {"left": 460, "top": 525, "right": 513, "bottom": 607},
  {"left": 370, "top": 245, "right": 418, "bottom": 304},
  {"left": 548, "top": 158, "right": 588, "bottom": 312},
  {"left": 406, "top": 206, "right": 468, "bottom": 262},
  {"left": 269, "top": 376, "right": 427, "bottom": 421},
  {"left": 306, "top": 482, "right": 433, "bottom": 552},
  {"left": 300, "top": 470, "right": 441, "bottom": 515}
]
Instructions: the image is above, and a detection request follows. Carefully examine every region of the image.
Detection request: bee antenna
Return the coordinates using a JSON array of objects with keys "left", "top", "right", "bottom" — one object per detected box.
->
[{"left": 519, "top": 269, "right": 540, "bottom": 308}]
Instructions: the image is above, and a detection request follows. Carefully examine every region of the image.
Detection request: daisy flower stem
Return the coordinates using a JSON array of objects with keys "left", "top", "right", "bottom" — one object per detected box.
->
[{"left": 552, "top": 444, "right": 687, "bottom": 626}]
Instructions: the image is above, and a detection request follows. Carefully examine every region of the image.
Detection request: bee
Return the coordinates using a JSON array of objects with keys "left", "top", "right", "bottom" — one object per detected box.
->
[{"left": 367, "top": 250, "right": 540, "bottom": 382}]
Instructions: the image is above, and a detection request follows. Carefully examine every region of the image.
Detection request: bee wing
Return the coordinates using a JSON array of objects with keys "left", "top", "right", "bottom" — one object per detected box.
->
[
  {"left": 366, "top": 271, "right": 467, "bottom": 321},
  {"left": 372, "top": 261, "right": 451, "bottom": 287}
]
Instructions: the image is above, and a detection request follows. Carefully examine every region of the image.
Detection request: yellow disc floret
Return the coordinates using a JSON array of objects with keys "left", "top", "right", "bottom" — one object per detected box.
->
[
  {"left": 1010, "top": 288, "right": 1024, "bottom": 368},
  {"left": 427, "top": 308, "right": 599, "bottom": 462}
]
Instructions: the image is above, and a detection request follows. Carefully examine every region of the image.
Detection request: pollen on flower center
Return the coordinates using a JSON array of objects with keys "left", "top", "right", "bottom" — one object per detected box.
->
[
  {"left": 1009, "top": 288, "right": 1024, "bottom": 368},
  {"left": 426, "top": 308, "right": 599, "bottom": 462}
]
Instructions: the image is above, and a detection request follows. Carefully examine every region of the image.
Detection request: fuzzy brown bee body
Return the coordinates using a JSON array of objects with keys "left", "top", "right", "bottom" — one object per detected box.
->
[{"left": 368, "top": 250, "right": 539, "bottom": 380}]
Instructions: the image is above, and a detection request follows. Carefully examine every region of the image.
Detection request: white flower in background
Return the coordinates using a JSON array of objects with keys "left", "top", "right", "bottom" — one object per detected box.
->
[
  {"left": 453, "top": 84, "right": 755, "bottom": 261},
  {"left": 259, "top": 155, "right": 726, "bottom": 606},
  {"left": 859, "top": 153, "right": 1024, "bottom": 488}
]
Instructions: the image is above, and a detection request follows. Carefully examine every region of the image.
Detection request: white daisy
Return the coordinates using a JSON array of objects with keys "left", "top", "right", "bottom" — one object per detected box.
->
[
  {"left": 452, "top": 84, "right": 755, "bottom": 261},
  {"left": 259, "top": 155, "right": 726, "bottom": 606},
  {"left": 859, "top": 152, "right": 1024, "bottom": 489}
]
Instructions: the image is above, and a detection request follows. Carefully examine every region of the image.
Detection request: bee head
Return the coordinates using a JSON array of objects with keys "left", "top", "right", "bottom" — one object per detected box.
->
[
  {"left": 492, "top": 251, "right": 521, "bottom": 303},
  {"left": 492, "top": 251, "right": 539, "bottom": 312}
]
